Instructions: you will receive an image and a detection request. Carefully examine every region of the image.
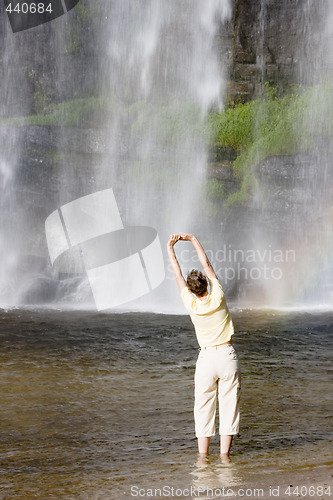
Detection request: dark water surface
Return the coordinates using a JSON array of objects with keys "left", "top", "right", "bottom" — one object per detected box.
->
[{"left": 0, "top": 309, "right": 332, "bottom": 499}]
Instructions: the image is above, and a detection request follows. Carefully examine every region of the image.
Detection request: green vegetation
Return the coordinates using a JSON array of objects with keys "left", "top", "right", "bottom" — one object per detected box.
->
[
  {"left": 203, "top": 178, "right": 226, "bottom": 217},
  {"left": 3, "top": 81, "right": 333, "bottom": 208},
  {"left": 5, "top": 96, "right": 118, "bottom": 127},
  {"left": 6, "top": 96, "right": 205, "bottom": 145},
  {"left": 27, "top": 70, "right": 53, "bottom": 114},
  {"left": 208, "top": 82, "right": 333, "bottom": 205},
  {"left": 63, "top": 2, "right": 101, "bottom": 55},
  {"left": 129, "top": 100, "right": 204, "bottom": 147}
]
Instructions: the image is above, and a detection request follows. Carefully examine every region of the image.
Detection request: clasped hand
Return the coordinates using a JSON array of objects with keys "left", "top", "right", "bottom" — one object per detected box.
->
[{"left": 167, "top": 232, "right": 194, "bottom": 248}]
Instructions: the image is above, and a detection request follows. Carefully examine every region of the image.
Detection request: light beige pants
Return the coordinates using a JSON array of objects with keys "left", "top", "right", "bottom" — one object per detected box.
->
[{"left": 194, "top": 343, "right": 241, "bottom": 437}]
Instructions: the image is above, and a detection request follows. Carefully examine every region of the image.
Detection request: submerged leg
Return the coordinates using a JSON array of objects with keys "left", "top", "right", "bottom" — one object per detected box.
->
[
  {"left": 220, "top": 434, "right": 233, "bottom": 457},
  {"left": 197, "top": 436, "right": 210, "bottom": 455}
]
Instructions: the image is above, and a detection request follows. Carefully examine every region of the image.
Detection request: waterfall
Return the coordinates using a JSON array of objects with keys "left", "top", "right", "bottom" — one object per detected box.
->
[
  {"left": 94, "top": 0, "right": 232, "bottom": 311},
  {"left": 289, "top": 0, "right": 333, "bottom": 307},
  {"left": 242, "top": 0, "right": 333, "bottom": 307},
  {"left": 0, "top": 13, "right": 27, "bottom": 306},
  {"left": 0, "top": 0, "right": 232, "bottom": 311},
  {"left": 1, "top": 0, "right": 332, "bottom": 311},
  {"left": 94, "top": 0, "right": 231, "bottom": 228}
]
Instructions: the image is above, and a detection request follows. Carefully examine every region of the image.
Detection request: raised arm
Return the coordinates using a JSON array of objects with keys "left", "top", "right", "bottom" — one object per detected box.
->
[
  {"left": 167, "top": 234, "right": 186, "bottom": 292},
  {"left": 179, "top": 233, "right": 217, "bottom": 280}
]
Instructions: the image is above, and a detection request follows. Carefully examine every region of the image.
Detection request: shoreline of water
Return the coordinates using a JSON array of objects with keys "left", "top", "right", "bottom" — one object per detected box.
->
[{"left": 2, "top": 302, "right": 333, "bottom": 315}]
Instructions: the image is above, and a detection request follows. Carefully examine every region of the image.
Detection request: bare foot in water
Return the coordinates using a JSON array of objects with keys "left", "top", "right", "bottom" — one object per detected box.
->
[
  {"left": 196, "top": 454, "right": 209, "bottom": 468},
  {"left": 220, "top": 453, "right": 231, "bottom": 465}
]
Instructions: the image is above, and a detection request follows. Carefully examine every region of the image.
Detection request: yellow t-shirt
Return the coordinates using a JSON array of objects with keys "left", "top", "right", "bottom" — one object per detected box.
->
[{"left": 180, "top": 278, "right": 234, "bottom": 348}]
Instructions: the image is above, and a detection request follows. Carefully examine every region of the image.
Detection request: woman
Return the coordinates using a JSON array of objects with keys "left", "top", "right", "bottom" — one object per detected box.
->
[{"left": 167, "top": 232, "right": 240, "bottom": 460}]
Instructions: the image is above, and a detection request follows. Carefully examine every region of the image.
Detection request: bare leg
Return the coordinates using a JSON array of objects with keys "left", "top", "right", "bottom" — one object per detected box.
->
[
  {"left": 198, "top": 437, "right": 210, "bottom": 455},
  {"left": 220, "top": 435, "right": 233, "bottom": 461}
]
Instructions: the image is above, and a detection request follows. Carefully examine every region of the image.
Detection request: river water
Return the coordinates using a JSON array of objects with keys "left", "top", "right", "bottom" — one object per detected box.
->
[{"left": 0, "top": 308, "right": 332, "bottom": 499}]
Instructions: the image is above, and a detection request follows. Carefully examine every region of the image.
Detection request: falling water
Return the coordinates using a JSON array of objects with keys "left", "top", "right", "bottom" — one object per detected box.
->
[
  {"left": 94, "top": 1, "right": 232, "bottom": 243},
  {"left": 0, "top": 0, "right": 232, "bottom": 310},
  {"left": 227, "top": 0, "right": 333, "bottom": 308},
  {"left": 0, "top": 12, "right": 26, "bottom": 306},
  {"left": 290, "top": 0, "right": 333, "bottom": 307},
  {"left": 0, "top": 15, "right": 75, "bottom": 308},
  {"left": 1, "top": 1, "right": 333, "bottom": 310},
  {"left": 280, "top": 0, "right": 333, "bottom": 307}
]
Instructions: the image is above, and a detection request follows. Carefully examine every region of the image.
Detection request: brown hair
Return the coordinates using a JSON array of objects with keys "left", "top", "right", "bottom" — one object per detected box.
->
[{"left": 186, "top": 269, "right": 208, "bottom": 297}]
